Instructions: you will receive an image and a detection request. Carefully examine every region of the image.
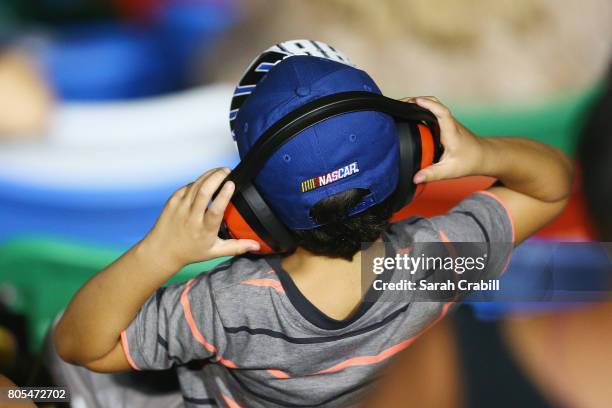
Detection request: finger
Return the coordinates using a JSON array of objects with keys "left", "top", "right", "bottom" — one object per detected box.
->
[
  {"left": 174, "top": 168, "right": 220, "bottom": 207},
  {"left": 187, "top": 167, "right": 230, "bottom": 203},
  {"left": 419, "top": 96, "right": 441, "bottom": 103},
  {"left": 202, "top": 181, "right": 234, "bottom": 228},
  {"left": 167, "top": 185, "right": 189, "bottom": 207},
  {"left": 413, "top": 97, "right": 456, "bottom": 139},
  {"left": 188, "top": 169, "right": 230, "bottom": 214},
  {"left": 414, "top": 97, "right": 451, "bottom": 119},
  {"left": 211, "top": 238, "right": 261, "bottom": 257},
  {"left": 413, "top": 162, "right": 454, "bottom": 184},
  {"left": 400, "top": 96, "right": 417, "bottom": 103}
]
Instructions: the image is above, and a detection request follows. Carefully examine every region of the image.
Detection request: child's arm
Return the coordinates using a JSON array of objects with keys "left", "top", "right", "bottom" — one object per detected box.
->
[
  {"left": 411, "top": 97, "right": 573, "bottom": 244},
  {"left": 53, "top": 168, "right": 260, "bottom": 371}
]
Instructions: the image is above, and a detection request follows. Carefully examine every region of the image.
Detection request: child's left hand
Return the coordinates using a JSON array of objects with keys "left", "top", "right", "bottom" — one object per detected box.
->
[
  {"left": 142, "top": 168, "right": 260, "bottom": 271},
  {"left": 405, "top": 96, "right": 484, "bottom": 184}
]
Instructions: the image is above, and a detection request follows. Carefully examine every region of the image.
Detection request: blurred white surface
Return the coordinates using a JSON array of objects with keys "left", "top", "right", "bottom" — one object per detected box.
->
[{"left": 0, "top": 84, "right": 239, "bottom": 189}]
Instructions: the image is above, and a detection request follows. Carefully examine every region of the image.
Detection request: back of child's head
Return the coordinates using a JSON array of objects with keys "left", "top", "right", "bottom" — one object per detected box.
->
[
  {"left": 229, "top": 40, "right": 402, "bottom": 259},
  {"left": 577, "top": 69, "right": 612, "bottom": 240},
  {"left": 292, "top": 188, "right": 395, "bottom": 260}
]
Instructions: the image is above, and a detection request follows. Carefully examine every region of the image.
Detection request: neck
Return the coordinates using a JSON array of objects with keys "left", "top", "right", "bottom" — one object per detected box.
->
[
  {"left": 279, "top": 239, "right": 384, "bottom": 320},
  {"left": 281, "top": 247, "right": 364, "bottom": 320},
  {"left": 283, "top": 246, "right": 362, "bottom": 276}
]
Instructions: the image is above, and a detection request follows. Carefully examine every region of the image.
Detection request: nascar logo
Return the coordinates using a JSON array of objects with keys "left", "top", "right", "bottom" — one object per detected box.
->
[{"left": 300, "top": 162, "right": 359, "bottom": 193}]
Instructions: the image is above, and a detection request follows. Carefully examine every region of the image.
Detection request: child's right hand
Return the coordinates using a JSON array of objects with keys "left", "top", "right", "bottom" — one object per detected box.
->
[
  {"left": 56, "top": 167, "right": 261, "bottom": 370},
  {"left": 141, "top": 168, "right": 260, "bottom": 272}
]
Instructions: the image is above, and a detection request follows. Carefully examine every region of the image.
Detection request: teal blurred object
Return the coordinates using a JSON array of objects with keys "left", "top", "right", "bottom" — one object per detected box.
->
[
  {"left": 3, "top": 0, "right": 115, "bottom": 24},
  {"left": 0, "top": 2, "right": 18, "bottom": 35},
  {"left": 0, "top": 237, "right": 229, "bottom": 352},
  {"left": 452, "top": 83, "right": 603, "bottom": 154}
]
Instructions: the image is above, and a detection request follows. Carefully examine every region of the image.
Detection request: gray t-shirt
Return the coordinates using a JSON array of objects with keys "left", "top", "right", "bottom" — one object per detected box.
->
[{"left": 121, "top": 192, "right": 514, "bottom": 407}]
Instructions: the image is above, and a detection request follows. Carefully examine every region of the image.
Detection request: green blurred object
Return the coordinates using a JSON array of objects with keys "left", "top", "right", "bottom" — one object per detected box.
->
[
  {"left": 0, "top": 237, "right": 228, "bottom": 352},
  {"left": 452, "top": 83, "right": 603, "bottom": 154}
]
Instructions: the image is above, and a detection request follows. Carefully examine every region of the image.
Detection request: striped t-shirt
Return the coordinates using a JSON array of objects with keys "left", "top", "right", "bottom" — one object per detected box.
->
[{"left": 121, "top": 192, "right": 514, "bottom": 407}]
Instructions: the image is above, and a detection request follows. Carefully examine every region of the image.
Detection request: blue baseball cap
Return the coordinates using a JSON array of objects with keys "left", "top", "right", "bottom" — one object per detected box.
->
[{"left": 230, "top": 40, "right": 399, "bottom": 230}]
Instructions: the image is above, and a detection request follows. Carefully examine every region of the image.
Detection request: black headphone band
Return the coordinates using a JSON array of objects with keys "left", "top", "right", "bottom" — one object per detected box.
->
[
  {"left": 393, "top": 121, "right": 421, "bottom": 211},
  {"left": 238, "top": 183, "right": 297, "bottom": 252},
  {"left": 229, "top": 91, "right": 440, "bottom": 187}
]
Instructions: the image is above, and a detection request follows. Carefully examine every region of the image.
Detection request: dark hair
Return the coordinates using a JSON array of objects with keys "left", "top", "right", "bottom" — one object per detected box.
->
[
  {"left": 577, "top": 72, "right": 612, "bottom": 241},
  {"left": 293, "top": 188, "right": 395, "bottom": 260}
]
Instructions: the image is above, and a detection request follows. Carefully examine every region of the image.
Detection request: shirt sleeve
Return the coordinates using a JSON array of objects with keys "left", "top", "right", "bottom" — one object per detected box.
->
[
  {"left": 428, "top": 190, "right": 515, "bottom": 279},
  {"left": 120, "top": 273, "right": 227, "bottom": 371}
]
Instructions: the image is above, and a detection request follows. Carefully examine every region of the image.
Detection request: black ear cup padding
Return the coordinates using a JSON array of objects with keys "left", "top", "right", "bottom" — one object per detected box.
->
[
  {"left": 392, "top": 121, "right": 422, "bottom": 211},
  {"left": 433, "top": 128, "right": 443, "bottom": 162},
  {"left": 237, "top": 183, "right": 297, "bottom": 252}
]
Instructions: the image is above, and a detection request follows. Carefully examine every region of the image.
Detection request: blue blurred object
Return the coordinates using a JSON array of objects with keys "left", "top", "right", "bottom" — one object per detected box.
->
[
  {"left": 155, "top": 1, "right": 236, "bottom": 79},
  {"left": 40, "top": 1, "right": 237, "bottom": 100},
  {"left": 467, "top": 240, "right": 612, "bottom": 320},
  {"left": 0, "top": 178, "right": 174, "bottom": 249},
  {"left": 0, "top": 151, "right": 239, "bottom": 248},
  {"left": 43, "top": 24, "right": 176, "bottom": 100}
]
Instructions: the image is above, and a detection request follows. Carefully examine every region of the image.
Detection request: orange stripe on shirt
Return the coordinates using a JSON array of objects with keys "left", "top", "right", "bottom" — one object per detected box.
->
[
  {"left": 267, "top": 369, "right": 291, "bottom": 379},
  {"left": 180, "top": 278, "right": 237, "bottom": 369},
  {"left": 120, "top": 330, "right": 141, "bottom": 371},
  {"left": 314, "top": 339, "right": 416, "bottom": 375},
  {"left": 241, "top": 278, "right": 285, "bottom": 294},
  {"left": 314, "top": 302, "right": 454, "bottom": 375},
  {"left": 431, "top": 301, "right": 454, "bottom": 327},
  {"left": 437, "top": 228, "right": 460, "bottom": 261}
]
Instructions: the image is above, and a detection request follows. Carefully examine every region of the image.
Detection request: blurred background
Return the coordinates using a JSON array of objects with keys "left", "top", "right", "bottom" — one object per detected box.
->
[{"left": 0, "top": 0, "right": 611, "bottom": 406}]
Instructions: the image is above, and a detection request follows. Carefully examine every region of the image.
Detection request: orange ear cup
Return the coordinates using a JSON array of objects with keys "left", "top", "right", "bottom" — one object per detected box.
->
[
  {"left": 223, "top": 202, "right": 274, "bottom": 254},
  {"left": 390, "top": 123, "right": 436, "bottom": 223},
  {"left": 418, "top": 123, "right": 435, "bottom": 172}
]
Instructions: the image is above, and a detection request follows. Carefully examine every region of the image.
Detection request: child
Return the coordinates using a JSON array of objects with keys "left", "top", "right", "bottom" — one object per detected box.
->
[{"left": 53, "top": 40, "right": 572, "bottom": 407}]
